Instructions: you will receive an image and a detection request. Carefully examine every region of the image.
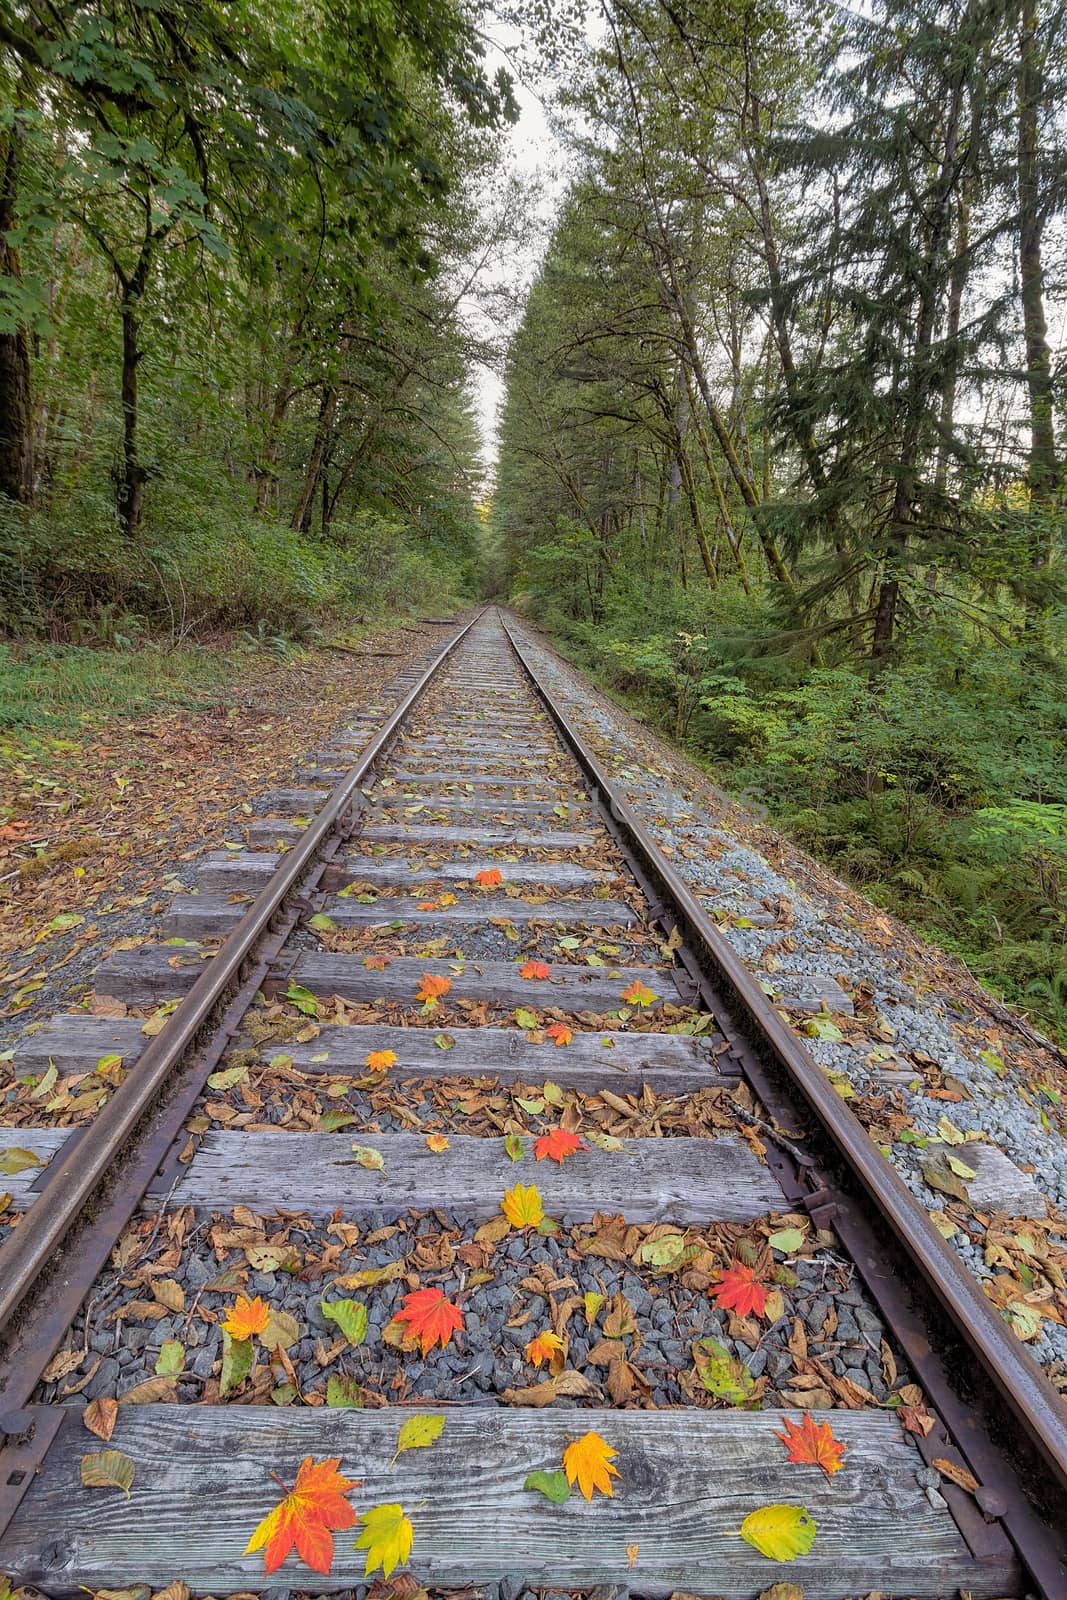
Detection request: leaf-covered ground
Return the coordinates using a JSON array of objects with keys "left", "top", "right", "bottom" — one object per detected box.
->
[{"left": 0, "top": 621, "right": 462, "bottom": 1043}]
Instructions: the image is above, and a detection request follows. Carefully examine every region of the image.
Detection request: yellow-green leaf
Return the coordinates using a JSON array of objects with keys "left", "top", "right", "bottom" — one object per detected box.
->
[
  {"left": 351, "top": 1143, "right": 386, "bottom": 1172},
  {"left": 353, "top": 1502, "right": 413, "bottom": 1578},
  {"left": 154, "top": 1339, "right": 184, "bottom": 1376},
  {"left": 220, "top": 1332, "right": 253, "bottom": 1395},
  {"left": 80, "top": 1449, "right": 135, "bottom": 1497},
  {"left": 0, "top": 1147, "right": 44, "bottom": 1174},
  {"left": 768, "top": 1227, "right": 806, "bottom": 1254},
  {"left": 390, "top": 1412, "right": 445, "bottom": 1469},
  {"left": 739, "top": 1505, "right": 816, "bottom": 1562},
  {"left": 320, "top": 1299, "right": 367, "bottom": 1346}
]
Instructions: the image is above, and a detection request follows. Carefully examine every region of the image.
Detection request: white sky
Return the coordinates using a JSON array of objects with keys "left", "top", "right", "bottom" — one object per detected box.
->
[{"left": 461, "top": 16, "right": 585, "bottom": 480}]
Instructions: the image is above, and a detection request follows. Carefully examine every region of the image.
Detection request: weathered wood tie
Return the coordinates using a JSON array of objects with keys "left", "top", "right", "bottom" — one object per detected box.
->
[
  {"left": 0, "top": 1406, "right": 1017, "bottom": 1598},
  {"left": 197, "top": 852, "right": 615, "bottom": 894},
  {"left": 2, "top": 1127, "right": 777, "bottom": 1220},
  {"left": 93, "top": 948, "right": 682, "bottom": 1012},
  {"left": 161, "top": 892, "right": 638, "bottom": 937},
  {"left": 360, "top": 824, "right": 597, "bottom": 847},
  {"left": 14, "top": 1016, "right": 726, "bottom": 1092}
]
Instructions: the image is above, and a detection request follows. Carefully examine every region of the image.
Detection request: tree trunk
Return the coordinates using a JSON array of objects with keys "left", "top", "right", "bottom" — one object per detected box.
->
[
  {"left": 118, "top": 288, "right": 146, "bottom": 537},
  {"left": 1018, "top": 0, "right": 1058, "bottom": 531},
  {"left": 934, "top": 191, "right": 970, "bottom": 495},
  {"left": 291, "top": 384, "right": 338, "bottom": 532},
  {"left": 0, "top": 116, "right": 32, "bottom": 504}
]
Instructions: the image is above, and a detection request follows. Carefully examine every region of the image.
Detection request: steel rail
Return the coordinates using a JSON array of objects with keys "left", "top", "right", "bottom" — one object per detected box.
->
[
  {"left": 0, "top": 611, "right": 480, "bottom": 1335},
  {"left": 501, "top": 610, "right": 1067, "bottom": 1588}
]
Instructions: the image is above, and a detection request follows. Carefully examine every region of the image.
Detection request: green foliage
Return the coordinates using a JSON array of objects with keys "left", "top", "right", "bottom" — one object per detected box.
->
[{"left": 0, "top": 0, "right": 507, "bottom": 633}]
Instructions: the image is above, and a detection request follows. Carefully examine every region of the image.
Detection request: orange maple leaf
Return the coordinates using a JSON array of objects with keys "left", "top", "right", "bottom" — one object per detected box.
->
[
  {"left": 519, "top": 960, "right": 551, "bottom": 980},
  {"left": 710, "top": 1260, "right": 768, "bottom": 1318},
  {"left": 621, "top": 980, "right": 657, "bottom": 1007},
  {"left": 563, "top": 1431, "right": 620, "bottom": 1500},
  {"left": 775, "top": 1412, "right": 847, "bottom": 1479},
  {"left": 525, "top": 1329, "right": 565, "bottom": 1368},
  {"left": 534, "top": 1127, "right": 584, "bottom": 1164},
  {"left": 222, "top": 1293, "right": 270, "bottom": 1341},
  {"left": 425, "top": 1133, "right": 449, "bottom": 1152},
  {"left": 244, "top": 1456, "right": 359, "bottom": 1575},
  {"left": 363, "top": 956, "right": 390, "bottom": 970},
  {"left": 417, "top": 900, "right": 438, "bottom": 912},
  {"left": 545, "top": 1023, "right": 572, "bottom": 1047},
  {"left": 394, "top": 1286, "right": 463, "bottom": 1354},
  {"left": 415, "top": 973, "right": 451, "bottom": 1005},
  {"left": 474, "top": 867, "right": 503, "bottom": 886},
  {"left": 366, "top": 1049, "right": 397, "bottom": 1072}
]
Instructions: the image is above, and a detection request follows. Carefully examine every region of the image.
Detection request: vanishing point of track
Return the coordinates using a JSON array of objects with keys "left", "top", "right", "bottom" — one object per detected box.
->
[{"left": 1, "top": 608, "right": 1065, "bottom": 1597}]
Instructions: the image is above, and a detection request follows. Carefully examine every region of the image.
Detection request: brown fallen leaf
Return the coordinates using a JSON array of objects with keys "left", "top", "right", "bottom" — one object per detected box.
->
[
  {"left": 83, "top": 1396, "right": 118, "bottom": 1441},
  {"left": 898, "top": 1404, "right": 936, "bottom": 1437},
  {"left": 151, "top": 1583, "right": 192, "bottom": 1600},
  {"left": 41, "top": 1347, "right": 85, "bottom": 1383},
  {"left": 118, "top": 1375, "right": 179, "bottom": 1404},
  {"left": 932, "top": 1455, "right": 980, "bottom": 1495},
  {"left": 502, "top": 1369, "right": 600, "bottom": 1407}
]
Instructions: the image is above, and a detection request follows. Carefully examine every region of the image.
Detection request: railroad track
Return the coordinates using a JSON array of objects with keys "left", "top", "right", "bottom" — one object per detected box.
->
[{"left": 1, "top": 607, "right": 1065, "bottom": 1598}]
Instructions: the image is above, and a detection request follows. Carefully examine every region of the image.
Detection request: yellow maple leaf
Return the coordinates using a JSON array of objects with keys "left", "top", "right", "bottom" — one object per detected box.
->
[
  {"left": 501, "top": 1182, "right": 544, "bottom": 1228},
  {"left": 425, "top": 1133, "right": 449, "bottom": 1153},
  {"left": 365, "top": 1050, "right": 397, "bottom": 1072},
  {"left": 438, "top": 892, "right": 458, "bottom": 906},
  {"left": 563, "top": 1431, "right": 619, "bottom": 1500},
  {"left": 222, "top": 1293, "right": 270, "bottom": 1341},
  {"left": 353, "top": 1502, "right": 413, "bottom": 1577}
]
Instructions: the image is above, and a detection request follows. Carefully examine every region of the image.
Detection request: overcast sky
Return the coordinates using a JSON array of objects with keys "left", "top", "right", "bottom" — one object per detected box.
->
[{"left": 462, "top": 14, "right": 586, "bottom": 479}]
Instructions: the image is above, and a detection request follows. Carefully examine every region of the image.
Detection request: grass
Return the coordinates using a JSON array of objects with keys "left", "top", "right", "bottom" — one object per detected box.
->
[{"left": 0, "top": 641, "right": 236, "bottom": 738}]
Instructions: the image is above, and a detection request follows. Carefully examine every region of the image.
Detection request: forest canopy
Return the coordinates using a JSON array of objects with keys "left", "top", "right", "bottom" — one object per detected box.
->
[
  {"left": 488, "top": 0, "right": 1067, "bottom": 1037},
  {"left": 0, "top": 0, "right": 515, "bottom": 632}
]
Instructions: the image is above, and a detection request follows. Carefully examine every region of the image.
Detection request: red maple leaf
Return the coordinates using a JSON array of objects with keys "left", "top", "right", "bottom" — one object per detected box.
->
[
  {"left": 519, "top": 960, "right": 551, "bottom": 980},
  {"left": 545, "top": 1023, "right": 572, "bottom": 1047},
  {"left": 775, "top": 1412, "right": 847, "bottom": 1479},
  {"left": 710, "top": 1260, "right": 768, "bottom": 1318},
  {"left": 244, "top": 1456, "right": 359, "bottom": 1574},
  {"left": 534, "top": 1127, "right": 584, "bottom": 1164},
  {"left": 394, "top": 1286, "right": 463, "bottom": 1353},
  {"left": 474, "top": 867, "right": 503, "bottom": 886}
]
